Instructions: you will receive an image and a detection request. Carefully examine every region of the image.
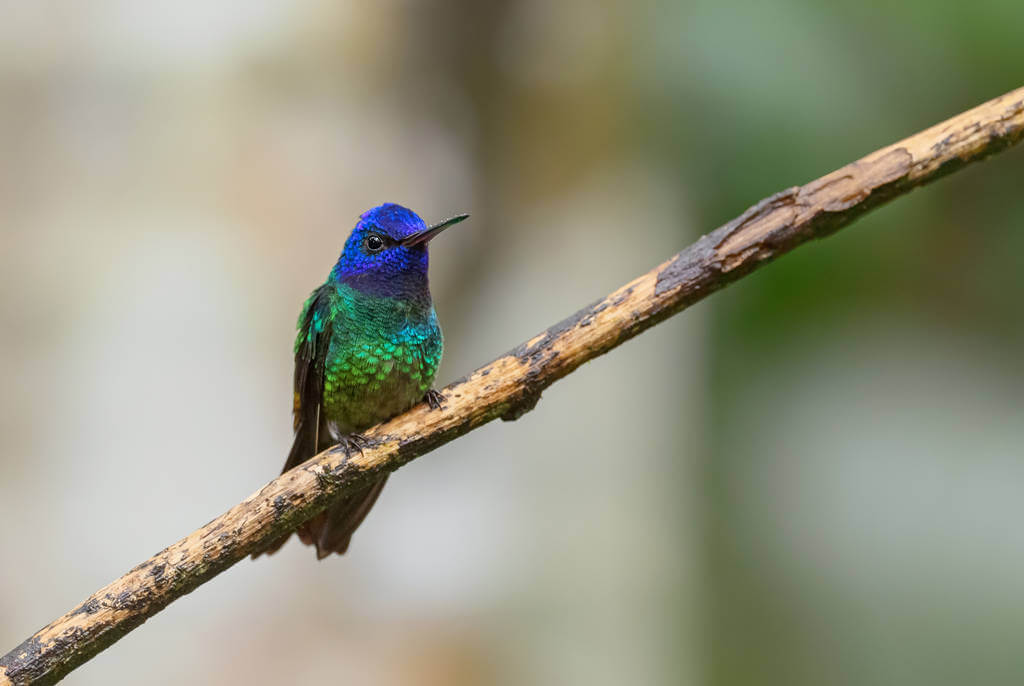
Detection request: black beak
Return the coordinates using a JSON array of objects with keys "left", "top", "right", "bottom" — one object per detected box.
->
[{"left": 402, "top": 213, "right": 469, "bottom": 247}]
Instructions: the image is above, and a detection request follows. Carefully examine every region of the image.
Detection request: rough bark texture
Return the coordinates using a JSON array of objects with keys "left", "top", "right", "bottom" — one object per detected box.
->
[{"left": 3, "top": 86, "right": 1023, "bottom": 686}]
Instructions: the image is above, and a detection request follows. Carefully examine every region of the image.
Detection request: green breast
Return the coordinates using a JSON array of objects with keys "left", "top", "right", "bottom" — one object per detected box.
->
[{"left": 319, "top": 283, "right": 442, "bottom": 433}]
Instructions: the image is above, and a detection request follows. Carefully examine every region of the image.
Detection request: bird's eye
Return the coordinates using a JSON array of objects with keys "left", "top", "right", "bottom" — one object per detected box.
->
[{"left": 365, "top": 234, "right": 385, "bottom": 253}]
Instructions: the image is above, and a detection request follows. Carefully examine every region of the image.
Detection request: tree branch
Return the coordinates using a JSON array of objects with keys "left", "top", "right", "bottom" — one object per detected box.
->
[{"left": 3, "top": 86, "right": 1023, "bottom": 686}]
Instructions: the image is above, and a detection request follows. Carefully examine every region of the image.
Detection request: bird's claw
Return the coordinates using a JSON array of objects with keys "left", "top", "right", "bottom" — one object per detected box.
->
[
  {"left": 424, "top": 389, "right": 445, "bottom": 411},
  {"left": 331, "top": 433, "right": 370, "bottom": 459}
]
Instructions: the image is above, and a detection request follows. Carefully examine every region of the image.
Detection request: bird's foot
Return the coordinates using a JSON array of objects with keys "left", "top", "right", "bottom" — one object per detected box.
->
[
  {"left": 330, "top": 433, "right": 370, "bottom": 459},
  {"left": 424, "top": 389, "right": 445, "bottom": 410}
]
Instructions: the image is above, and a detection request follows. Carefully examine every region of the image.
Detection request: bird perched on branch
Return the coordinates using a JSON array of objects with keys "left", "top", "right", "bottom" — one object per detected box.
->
[{"left": 258, "top": 203, "right": 468, "bottom": 559}]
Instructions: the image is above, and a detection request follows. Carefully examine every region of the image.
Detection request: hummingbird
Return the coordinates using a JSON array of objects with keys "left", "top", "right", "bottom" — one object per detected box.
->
[{"left": 260, "top": 203, "right": 468, "bottom": 559}]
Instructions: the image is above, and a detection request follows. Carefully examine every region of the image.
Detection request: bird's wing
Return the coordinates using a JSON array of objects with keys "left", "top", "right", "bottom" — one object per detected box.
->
[
  {"left": 254, "top": 284, "right": 345, "bottom": 559},
  {"left": 282, "top": 283, "right": 336, "bottom": 473}
]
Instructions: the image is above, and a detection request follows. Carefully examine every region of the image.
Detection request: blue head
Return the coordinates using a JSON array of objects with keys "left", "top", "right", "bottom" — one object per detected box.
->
[{"left": 330, "top": 203, "right": 468, "bottom": 298}]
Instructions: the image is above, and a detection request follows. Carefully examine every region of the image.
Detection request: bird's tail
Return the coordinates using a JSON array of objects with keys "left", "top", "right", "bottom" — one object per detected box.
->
[
  {"left": 300, "top": 475, "right": 389, "bottom": 558},
  {"left": 252, "top": 475, "right": 389, "bottom": 559}
]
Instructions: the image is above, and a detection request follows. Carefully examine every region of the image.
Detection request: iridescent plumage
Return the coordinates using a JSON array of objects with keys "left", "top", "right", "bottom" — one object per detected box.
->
[{"left": 260, "top": 203, "right": 466, "bottom": 559}]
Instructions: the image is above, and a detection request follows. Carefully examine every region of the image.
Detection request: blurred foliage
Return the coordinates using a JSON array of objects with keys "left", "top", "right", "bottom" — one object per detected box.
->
[{"left": 642, "top": 2, "right": 1024, "bottom": 684}]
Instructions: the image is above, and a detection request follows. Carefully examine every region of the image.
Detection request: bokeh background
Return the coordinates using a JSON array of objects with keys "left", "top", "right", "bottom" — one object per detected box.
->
[{"left": 2, "top": 2, "right": 1023, "bottom": 685}]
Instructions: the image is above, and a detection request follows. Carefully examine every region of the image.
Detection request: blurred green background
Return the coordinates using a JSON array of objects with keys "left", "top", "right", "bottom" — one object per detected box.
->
[{"left": 1, "top": 2, "right": 1022, "bottom": 685}]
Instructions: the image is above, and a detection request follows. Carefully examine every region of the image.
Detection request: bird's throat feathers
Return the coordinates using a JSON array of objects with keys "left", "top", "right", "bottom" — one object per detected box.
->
[{"left": 330, "top": 250, "right": 431, "bottom": 300}]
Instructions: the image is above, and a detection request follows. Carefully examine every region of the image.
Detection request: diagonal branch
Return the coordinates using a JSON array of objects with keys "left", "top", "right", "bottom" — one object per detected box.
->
[{"left": 3, "top": 86, "right": 1023, "bottom": 686}]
